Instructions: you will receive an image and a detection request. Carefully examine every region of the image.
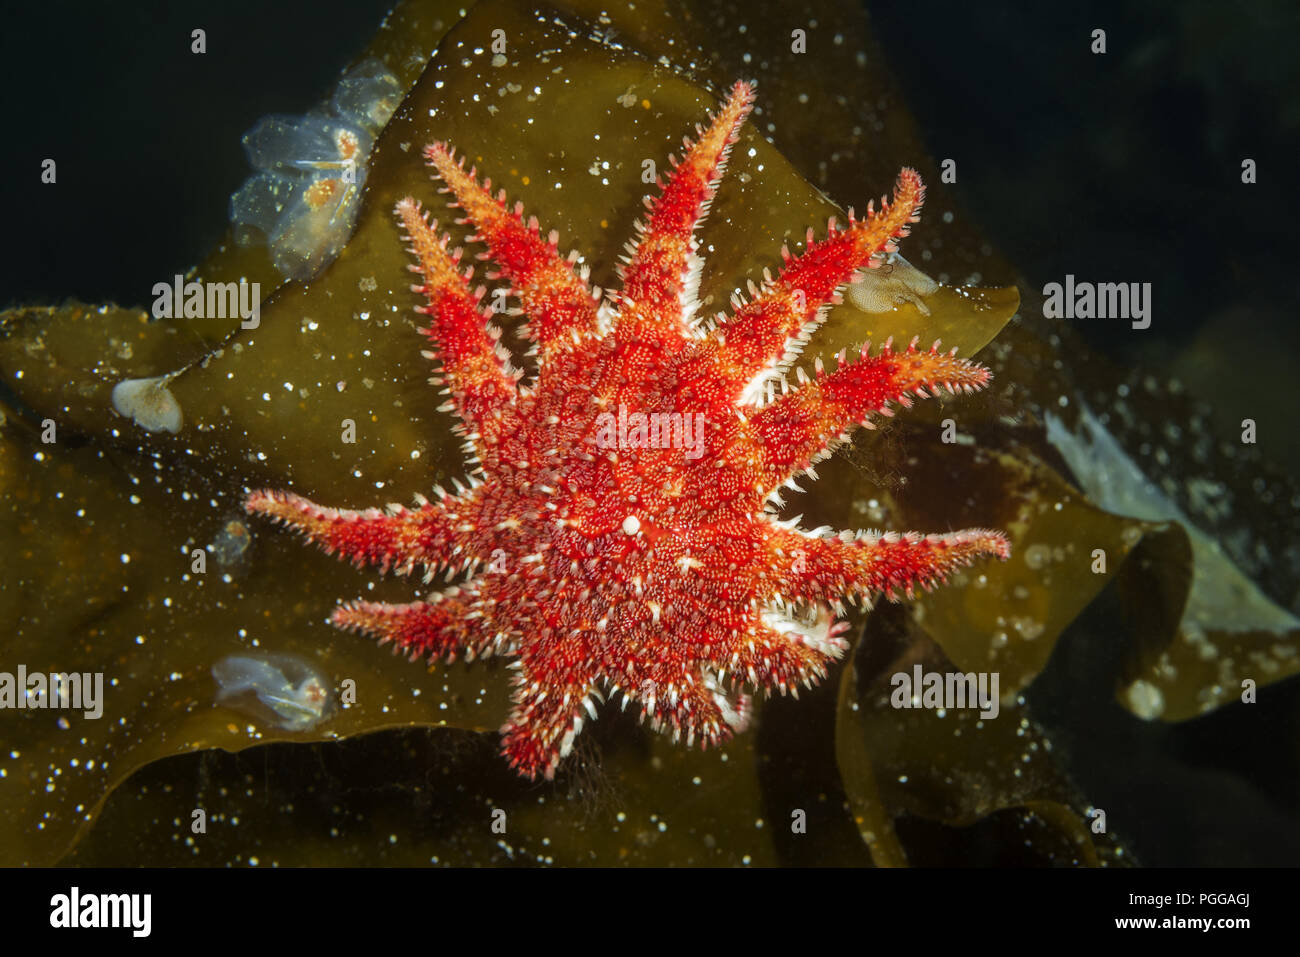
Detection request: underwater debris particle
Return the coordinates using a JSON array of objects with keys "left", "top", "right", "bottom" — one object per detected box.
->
[
  {"left": 212, "top": 653, "right": 331, "bottom": 732},
  {"left": 1022, "top": 543, "right": 1052, "bottom": 570},
  {"left": 110, "top": 375, "right": 182, "bottom": 433},
  {"left": 229, "top": 58, "right": 401, "bottom": 280},
  {"left": 1125, "top": 679, "right": 1165, "bottom": 720},
  {"left": 209, "top": 518, "right": 252, "bottom": 568}
]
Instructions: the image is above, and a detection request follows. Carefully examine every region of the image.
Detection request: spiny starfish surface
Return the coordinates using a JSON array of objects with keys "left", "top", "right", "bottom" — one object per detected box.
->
[{"left": 247, "top": 81, "right": 1009, "bottom": 780}]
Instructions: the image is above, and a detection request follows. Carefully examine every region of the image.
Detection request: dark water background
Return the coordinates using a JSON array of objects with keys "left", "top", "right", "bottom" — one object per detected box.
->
[{"left": 1, "top": 0, "right": 393, "bottom": 306}]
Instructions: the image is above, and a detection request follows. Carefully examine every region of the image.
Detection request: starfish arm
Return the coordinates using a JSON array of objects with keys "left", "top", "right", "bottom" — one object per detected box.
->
[
  {"left": 769, "top": 526, "right": 1011, "bottom": 604},
  {"left": 748, "top": 338, "right": 991, "bottom": 492},
  {"left": 245, "top": 487, "right": 485, "bottom": 577},
  {"left": 396, "top": 198, "right": 517, "bottom": 437},
  {"left": 730, "top": 618, "right": 850, "bottom": 697},
  {"left": 499, "top": 637, "right": 604, "bottom": 780},
  {"left": 710, "top": 169, "right": 925, "bottom": 401},
  {"left": 423, "top": 144, "right": 600, "bottom": 357},
  {"left": 616, "top": 80, "right": 755, "bottom": 339},
  {"left": 330, "top": 587, "right": 496, "bottom": 663},
  {"left": 500, "top": 683, "right": 591, "bottom": 781},
  {"left": 632, "top": 665, "right": 753, "bottom": 750}
]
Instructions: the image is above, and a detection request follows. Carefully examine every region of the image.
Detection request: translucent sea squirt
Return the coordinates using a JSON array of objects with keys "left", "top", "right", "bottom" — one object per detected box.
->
[
  {"left": 212, "top": 652, "right": 332, "bottom": 731},
  {"left": 229, "top": 59, "right": 401, "bottom": 279}
]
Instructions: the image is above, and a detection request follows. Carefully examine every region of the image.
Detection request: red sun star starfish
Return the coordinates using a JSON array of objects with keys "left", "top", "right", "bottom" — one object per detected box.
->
[{"left": 246, "top": 80, "right": 1009, "bottom": 780}]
